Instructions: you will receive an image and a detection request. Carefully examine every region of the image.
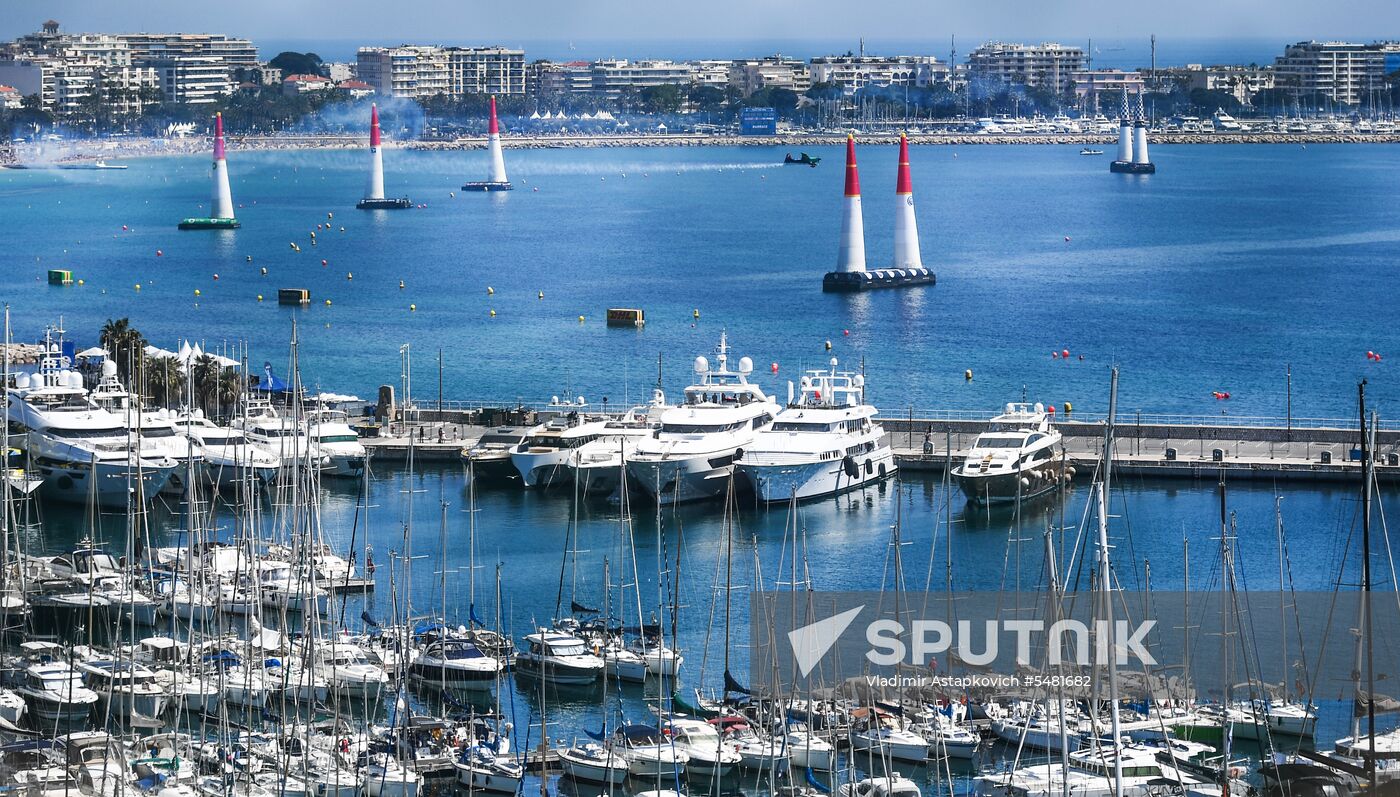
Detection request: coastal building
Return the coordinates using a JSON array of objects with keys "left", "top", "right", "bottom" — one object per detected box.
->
[
  {"left": 968, "top": 41, "right": 1086, "bottom": 94},
  {"left": 1273, "top": 41, "right": 1385, "bottom": 106},
  {"left": 808, "top": 55, "right": 946, "bottom": 93},
  {"left": 729, "top": 55, "right": 810, "bottom": 96},
  {"left": 357, "top": 45, "right": 524, "bottom": 99},
  {"left": 0, "top": 56, "right": 160, "bottom": 115},
  {"left": 588, "top": 59, "right": 695, "bottom": 97},
  {"left": 1185, "top": 65, "right": 1276, "bottom": 106},
  {"left": 283, "top": 73, "right": 333, "bottom": 96},
  {"left": 0, "top": 84, "right": 20, "bottom": 108},
  {"left": 155, "top": 58, "right": 233, "bottom": 104},
  {"left": 325, "top": 62, "right": 354, "bottom": 82},
  {"left": 526, "top": 60, "right": 594, "bottom": 96},
  {"left": 691, "top": 60, "right": 733, "bottom": 89},
  {"left": 1071, "top": 69, "right": 1145, "bottom": 107},
  {"left": 335, "top": 79, "right": 375, "bottom": 99}
]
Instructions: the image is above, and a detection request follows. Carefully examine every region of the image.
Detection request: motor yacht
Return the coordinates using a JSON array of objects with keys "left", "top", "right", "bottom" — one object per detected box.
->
[
  {"left": 628, "top": 334, "right": 778, "bottom": 504},
  {"left": 613, "top": 724, "right": 689, "bottom": 778},
  {"left": 839, "top": 775, "right": 922, "bottom": 797},
  {"left": 174, "top": 411, "right": 280, "bottom": 489},
  {"left": 973, "top": 741, "right": 1222, "bottom": 797},
  {"left": 848, "top": 707, "right": 928, "bottom": 763},
  {"left": 460, "top": 427, "right": 528, "bottom": 484},
  {"left": 408, "top": 636, "right": 502, "bottom": 691},
  {"left": 565, "top": 390, "right": 669, "bottom": 495},
  {"left": 6, "top": 339, "right": 174, "bottom": 506},
  {"left": 557, "top": 741, "right": 628, "bottom": 785},
  {"left": 737, "top": 359, "right": 893, "bottom": 501},
  {"left": 307, "top": 406, "right": 367, "bottom": 477},
  {"left": 510, "top": 411, "right": 611, "bottom": 488},
  {"left": 8, "top": 643, "right": 99, "bottom": 724},
  {"left": 953, "top": 403, "right": 1069, "bottom": 505},
  {"left": 713, "top": 716, "right": 790, "bottom": 773},
  {"left": 74, "top": 659, "right": 168, "bottom": 721},
  {"left": 232, "top": 399, "right": 326, "bottom": 470},
  {"left": 515, "top": 628, "right": 604, "bottom": 685},
  {"left": 454, "top": 744, "right": 523, "bottom": 794},
  {"left": 312, "top": 642, "right": 390, "bottom": 699},
  {"left": 664, "top": 717, "right": 741, "bottom": 779}
]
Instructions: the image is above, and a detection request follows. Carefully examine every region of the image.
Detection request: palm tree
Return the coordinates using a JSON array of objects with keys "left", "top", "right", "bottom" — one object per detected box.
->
[
  {"left": 142, "top": 356, "right": 187, "bottom": 409},
  {"left": 99, "top": 318, "right": 146, "bottom": 381}
]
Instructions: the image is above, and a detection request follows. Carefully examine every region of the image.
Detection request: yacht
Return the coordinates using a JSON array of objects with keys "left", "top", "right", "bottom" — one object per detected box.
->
[
  {"left": 737, "top": 359, "right": 893, "bottom": 501},
  {"left": 848, "top": 708, "right": 928, "bottom": 764},
  {"left": 173, "top": 411, "right": 280, "bottom": 489},
  {"left": 557, "top": 741, "right": 628, "bottom": 785},
  {"left": 664, "top": 717, "right": 741, "bottom": 779},
  {"left": 510, "top": 411, "right": 610, "bottom": 488},
  {"left": 973, "top": 742, "right": 1222, "bottom": 797},
  {"left": 87, "top": 362, "right": 202, "bottom": 494},
  {"left": 612, "top": 724, "right": 689, "bottom": 778},
  {"left": 628, "top": 334, "right": 779, "bottom": 504},
  {"left": 311, "top": 642, "right": 390, "bottom": 699},
  {"left": 953, "top": 403, "right": 1068, "bottom": 505},
  {"left": 514, "top": 628, "right": 604, "bottom": 685},
  {"left": 307, "top": 406, "right": 367, "bottom": 477},
  {"left": 454, "top": 744, "right": 524, "bottom": 794},
  {"left": 839, "top": 775, "right": 922, "bottom": 797},
  {"left": 460, "top": 427, "right": 528, "bottom": 484},
  {"left": 74, "top": 659, "right": 168, "bottom": 721},
  {"left": 408, "top": 636, "right": 503, "bottom": 691},
  {"left": 8, "top": 643, "right": 99, "bottom": 724},
  {"left": 1212, "top": 109, "right": 1244, "bottom": 132},
  {"left": 6, "top": 341, "right": 175, "bottom": 506},
  {"left": 565, "top": 391, "right": 669, "bottom": 495},
  {"left": 232, "top": 399, "right": 326, "bottom": 470}
]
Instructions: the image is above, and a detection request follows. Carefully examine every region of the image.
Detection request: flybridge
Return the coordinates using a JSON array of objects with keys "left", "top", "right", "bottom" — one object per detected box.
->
[{"left": 822, "top": 134, "right": 936, "bottom": 292}]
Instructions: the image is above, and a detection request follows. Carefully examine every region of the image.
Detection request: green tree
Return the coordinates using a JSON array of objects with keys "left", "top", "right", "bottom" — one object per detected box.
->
[
  {"left": 640, "top": 83, "right": 684, "bottom": 114},
  {"left": 142, "top": 356, "right": 187, "bottom": 408},
  {"left": 99, "top": 318, "right": 146, "bottom": 381},
  {"left": 269, "top": 51, "right": 327, "bottom": 78}
]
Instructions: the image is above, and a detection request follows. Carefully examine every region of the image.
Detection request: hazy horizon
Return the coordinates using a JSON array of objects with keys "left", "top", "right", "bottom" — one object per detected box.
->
[{"left": 2, "top": 0, "right": 1395, "bottom": 52}]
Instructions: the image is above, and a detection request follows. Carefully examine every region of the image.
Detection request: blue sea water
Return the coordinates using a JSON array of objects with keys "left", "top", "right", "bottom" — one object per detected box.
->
[
  {"left": 6, "top": 142, "right": 1400, "bottom": 787},
  {"left": 2, "top": 143, "right": 1399, "bottom": 420}
]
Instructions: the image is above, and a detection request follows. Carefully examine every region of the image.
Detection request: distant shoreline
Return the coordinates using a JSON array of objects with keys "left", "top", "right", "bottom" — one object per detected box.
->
[{"left": 7, "top": 129, "right": 1398, "bottom": 167}]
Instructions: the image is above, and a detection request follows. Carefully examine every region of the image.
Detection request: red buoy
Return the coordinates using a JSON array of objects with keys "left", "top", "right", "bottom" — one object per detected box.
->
[
  {"left": 156, "top": 250, "right": 163, "bottom": 256},
  {"left": 1061, "top": 349, "right": 1070, "bottom": 359},
  {"left": 1047, "top": 406, "right": 1056, "bottom": 414},
  {"left": 321, "top": 259, "right": 328, "bottom": 266},
  {"left": 770, "top": 362, "right": 779, "bottom": 373},
  {"left": 843, "top": 329, "right": 850, "bottom": 336}
]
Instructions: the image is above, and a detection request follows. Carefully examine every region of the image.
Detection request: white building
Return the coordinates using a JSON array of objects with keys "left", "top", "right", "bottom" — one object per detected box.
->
[
  {"left": 1185, "top": 65, "right": 1275, "bottom": 106},
  {"left": 156, "top": 57, "right": 233, "bottom": 104},
  {"left": 808, "top": 55, "right": 946, "bottom": 93},
  {"left": 729, "top": 56, "right": 811, "bottom": 96},
  {"left": 589, "top": 59, "right": 695, "bottom": 97},
  {"left": 1273, "top": 41, "right": 1385, "bottom": 106},
  {"left": 357, "top": 45, "right": 524, "bottom": 99},
  {"left": 968, "top": 42, "right": 1086, "bottom": 93}
]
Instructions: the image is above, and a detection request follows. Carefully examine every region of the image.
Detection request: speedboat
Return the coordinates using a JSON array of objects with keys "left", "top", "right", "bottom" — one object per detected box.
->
[
  {"left": 558, "top": 741, "right": 628, "bottom": 785},
  {"left": 612, "top": 724, "right": 689, "bottom": 778},
  {"left": 510, "top": 411, "right": 611, "bottom": 488},
  {"left": 307, "top": 406, "right": 367, "bottom": 477},
  {"left": 628, "top": 334, "right": 779, "bottom": 504},
  {"left": 454, "top": 744, "right": 523, "bottom": 794},
  {"left": 8, "top": 643, "right": 99, "bottom": 724},
  {"left": 461, "top": 427, "right": 528, "bottom": 484},
  {"left": 6, "top": 338, "right": 175, "bottom": 506},
  {"left": 737, "top": 359, "right": 894, "bottom": 501},
  {"left": 515, "top": 628, "right": 604, "bottom": 685},
  {"left": 565, "top": 390, "right": 668, "bottom": 495},
  {"left": 953, "top": 402, "right": 1069, "bottom": 505},
  {"left": 848, "top": 707, "right": 928, "bottom": 763},
  {"left": 1080, "top": 147, "right": 1104, "bottom": 155},
  {"left": 664, "top": 717, "right": 740, "bottom": 779},
  {"left": 312, "top": 643, "right": 390, "bottom": 699}
]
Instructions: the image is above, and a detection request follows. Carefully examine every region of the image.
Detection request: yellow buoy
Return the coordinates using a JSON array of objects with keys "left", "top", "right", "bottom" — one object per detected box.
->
[
  {"left": 489, "top": 309, "right": 496, "bottom": 317},
  {"left": 325, "top": 299, "right": 332, "bottom": 306},
  {"left": 194, "top": 289, "right": 201, "bottom": 296},
  {"left": 578, "top": 315, "right": 585, "bottom": 323},
  {"left": 135, "top": 284, "right": 141, "bottom": 290},
  {"left": 410, "top": 304, "right": 417, "bottom": 311},
  {"left": 257, "top": 294, "right": 264, "bottom": 302},
  {"left": 693, "top": 309, "right": 700, "bottom": 319},
  {"left": 77, "top": 279, "right": 84, "bottom": 286}
]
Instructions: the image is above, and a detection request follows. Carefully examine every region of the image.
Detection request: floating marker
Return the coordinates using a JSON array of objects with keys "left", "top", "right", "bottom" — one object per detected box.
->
[
  {"left": 487, "top": 286, "right": 494, "bottom": 295},
  {"left": 836, "top": 135, "right": 866, "bottom": 274},
  {"left": 892, "top": 133, "right": 922, "bottom": 270},
  {"left": 257, "top": 294, "right": 263, "bottom": 301},
  {"left": 357, "top": 104, "right": 412, "bottom": 210},
  {"left": 461, "top": 97, "right": 512, "bottom": 191},
  {"left": 410, "top": 304, "right": 416, "bottom": 311},
  {"left": 538, "top": 291, "right": 544, "bottom": 300},
  {"left": 325, "top": 299, "right": 332, "bottom": 306}
]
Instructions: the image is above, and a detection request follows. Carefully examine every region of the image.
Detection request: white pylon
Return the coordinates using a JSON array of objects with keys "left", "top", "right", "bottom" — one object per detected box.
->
[
  {"left": 837, "top": 134, "right": 866, "bottom": 273},
  {"left": 366, "top": 103, "right": 385, "bottom": 200},
  {"left": 892, "top": 133, "right": 922, "bottom": 270},
  {"left": 210, "top": 112, "right": 234, "bottom": 219}
]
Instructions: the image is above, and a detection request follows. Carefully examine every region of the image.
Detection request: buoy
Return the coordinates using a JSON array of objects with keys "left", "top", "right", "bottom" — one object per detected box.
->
[
  {"left": 1061, "top": 349, "right": 1070, "bottom": 359},
  {"left": 1064, "top": 402, "right": 1073, "bottom": 413},
  {"left": 450, "top": 192, "right": 455, "bottom": 198},
  {"left": 135, "top": 284, "right": 141, "bottom": 290},
  {"left": 843, "top": 329, "right": 850, "bottom": 336},
  {"left": 578, "top": 315, "right": 585, "bottom": 323},
  {"left": 1052, "top": 351, "right": 1059, "bottom": 359},
  {"left": 410, "top": 304, "right": 417, "bottom": 311},
  {"left": 121, "top": 225, "right": 128, "bottom": 231},
  {"left": 77, "top": 279, "right": 84, "bottom": 286},
  {"left": 533, "top": 187, "right": 539, "bottom": 192},
  {"left": 155, "top": 250, "right": 163, "bottom": 257},
  {"left": 260, "top": 267, "right": 267, "bottom": 275},
  {"left": 325, "top": 299, "right": 332, "bottom": 306},
  {"left": 1047, "top": 406, "right": 1056, "bottom": 415},
  {"left": 965, "top": 369, "right": 973, "bottom": 381},
  {"left": 489, "top": 309, "right": 496, "bottom": 317},
  {"left": 339, "top": 227, "right": 345, "bottom": 232},
  {"left": 1064, "top": 236, "right": 1071, "bottom": 242},
  {"left": 347, "top": 273, "right": 353, "bottom": 280},
  {"left": 321, "top": 259, "right": 327, "bottom": 266},
  {"left": 213, "top": 274, "right": 220, "bottom": 280},
  {"left": 246, "top": 255, "right": 253, "bottom": 262},
  {"left": 327, "top": 212, "right": 333, "bottom": 220},
  {"left": 194, "top": 289, "right": 201, "bottom": 296},
  {"left": 399, "top": 280, "right": 405, "bottom": 290},
  {"left": 257, "top": 294, "right": 263, "bottom": 302},
  {"left": 538, "top": 291, "right": 544, "bottom": 300},
  {"left": 824, "top": 340, "right": 832, "bottom": 351},
  {"left": 487, "top": 286, "right": 494, "bottom": 295},
  {"left": 693, "top": 309, "right": 700, "bottom": 319}
]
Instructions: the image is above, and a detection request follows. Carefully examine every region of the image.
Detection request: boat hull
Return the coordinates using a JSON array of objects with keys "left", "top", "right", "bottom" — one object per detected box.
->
[
  {"left": 627, "top": 452, "right": 739, "bottom": 505},
  {"left": 461, "top": 182, "right": 513, "bottom": 192},
  {"left": 34, "top": 457, "right": 173, "bottom": 507},
  {"left": 954, "top": 462, "right": 1066, "bottom": 506},
  {"left": 738, "top": 448, "right": 894, "bottom": 502}
]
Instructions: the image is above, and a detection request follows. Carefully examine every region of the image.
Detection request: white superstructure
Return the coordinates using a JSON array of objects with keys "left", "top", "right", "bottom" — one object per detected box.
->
[
  {"left": 627, "top": 334, "right": 778, "bottom": 504},
  {"left": 737, "top": 359, "right": 893, "bottom": 502}
]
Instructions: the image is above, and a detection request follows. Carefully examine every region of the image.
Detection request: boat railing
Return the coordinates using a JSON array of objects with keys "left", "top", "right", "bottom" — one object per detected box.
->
[{"left": 881, "top": 408, "right": 1400, "bottom": 432}]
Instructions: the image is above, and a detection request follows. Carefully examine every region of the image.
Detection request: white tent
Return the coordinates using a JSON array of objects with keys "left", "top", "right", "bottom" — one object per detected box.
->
[{"left": 76, "top": 346, "right": 108, "bottom": 359}]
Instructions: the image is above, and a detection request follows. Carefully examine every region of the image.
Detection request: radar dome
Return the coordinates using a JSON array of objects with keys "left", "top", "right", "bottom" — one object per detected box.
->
[
  {"left": 102, "top": 360, "right": 118, "bottom": 377},
  {"left": 14, "top": 373, "right": 30, "bottom": 389},
  {"left": 67, "top": 372, "right": 83, "bottom": 388},
  {"left": 576, "top": 396, "right": 586, "bottom": 406},
  {"left": 738, "top": 357, "right": 753, "bottom": 374},
  {"left": 853, "top": 375, "right": 864, "bottom": 387},
  {"left": 694, "top": 356, "right": 709, "bottom": 374}
]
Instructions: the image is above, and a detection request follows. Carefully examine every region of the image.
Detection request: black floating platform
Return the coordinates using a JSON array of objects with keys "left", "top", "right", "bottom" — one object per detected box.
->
[
  {"left": 461, "top": 181, "right": 513, "bottom": 192},
  {"left": 1110, "top": 160, "right": 1156, "bottom": 174},
  {"left": 178, "top": 217, "right": 240, "bottom": 230},
  {"left": 823, "top": 268, "right": 936, "bottom": 292},
  {"left": 357, "top": 197, "right": 413, "bottom": 210}
]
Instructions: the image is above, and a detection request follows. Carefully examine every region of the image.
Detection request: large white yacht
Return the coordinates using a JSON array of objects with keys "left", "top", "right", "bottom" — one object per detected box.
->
[
  {"left": 565, "top": 390, "right": 668, "bottom": 495},
  {"left": 509, "top": 411, "right": 610, "bottom": 489},
  {"left": 6, "top": 340, "right": 175, "bottom": 506},
  {"left": 627, "top": 334, "right": 778, "bottom": 504},
  {"left": 952, "top": 403, "right": 1068, "bottom": 505},
  {"left": 232, "top": 398, "right": 327, "bottom": 470},
  {"left": 737, "top": 359, "right": 893, "bottom": 501},
  {"left": 307, "top": 406, "right": 367, "bottom": 477},
  {"left": 88, "top": 364, "right": 207, "bottom": 495},
  {"left": 173, "top": 411, "right": 281, "bottom": 489}
]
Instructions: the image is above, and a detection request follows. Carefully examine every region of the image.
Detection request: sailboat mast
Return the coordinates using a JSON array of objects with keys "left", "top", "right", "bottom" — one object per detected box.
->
[
  {"left": 1359, "top": 381, "right": 1377, "bottom": 790},
  {"left": 1097, "top": 367, "right": 1123, "bottom": 797}
]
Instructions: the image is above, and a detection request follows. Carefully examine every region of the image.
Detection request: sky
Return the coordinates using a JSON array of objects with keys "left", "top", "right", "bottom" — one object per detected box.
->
[{"left": 1, "top": 0, "right": 1394, "bottom": 60}]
